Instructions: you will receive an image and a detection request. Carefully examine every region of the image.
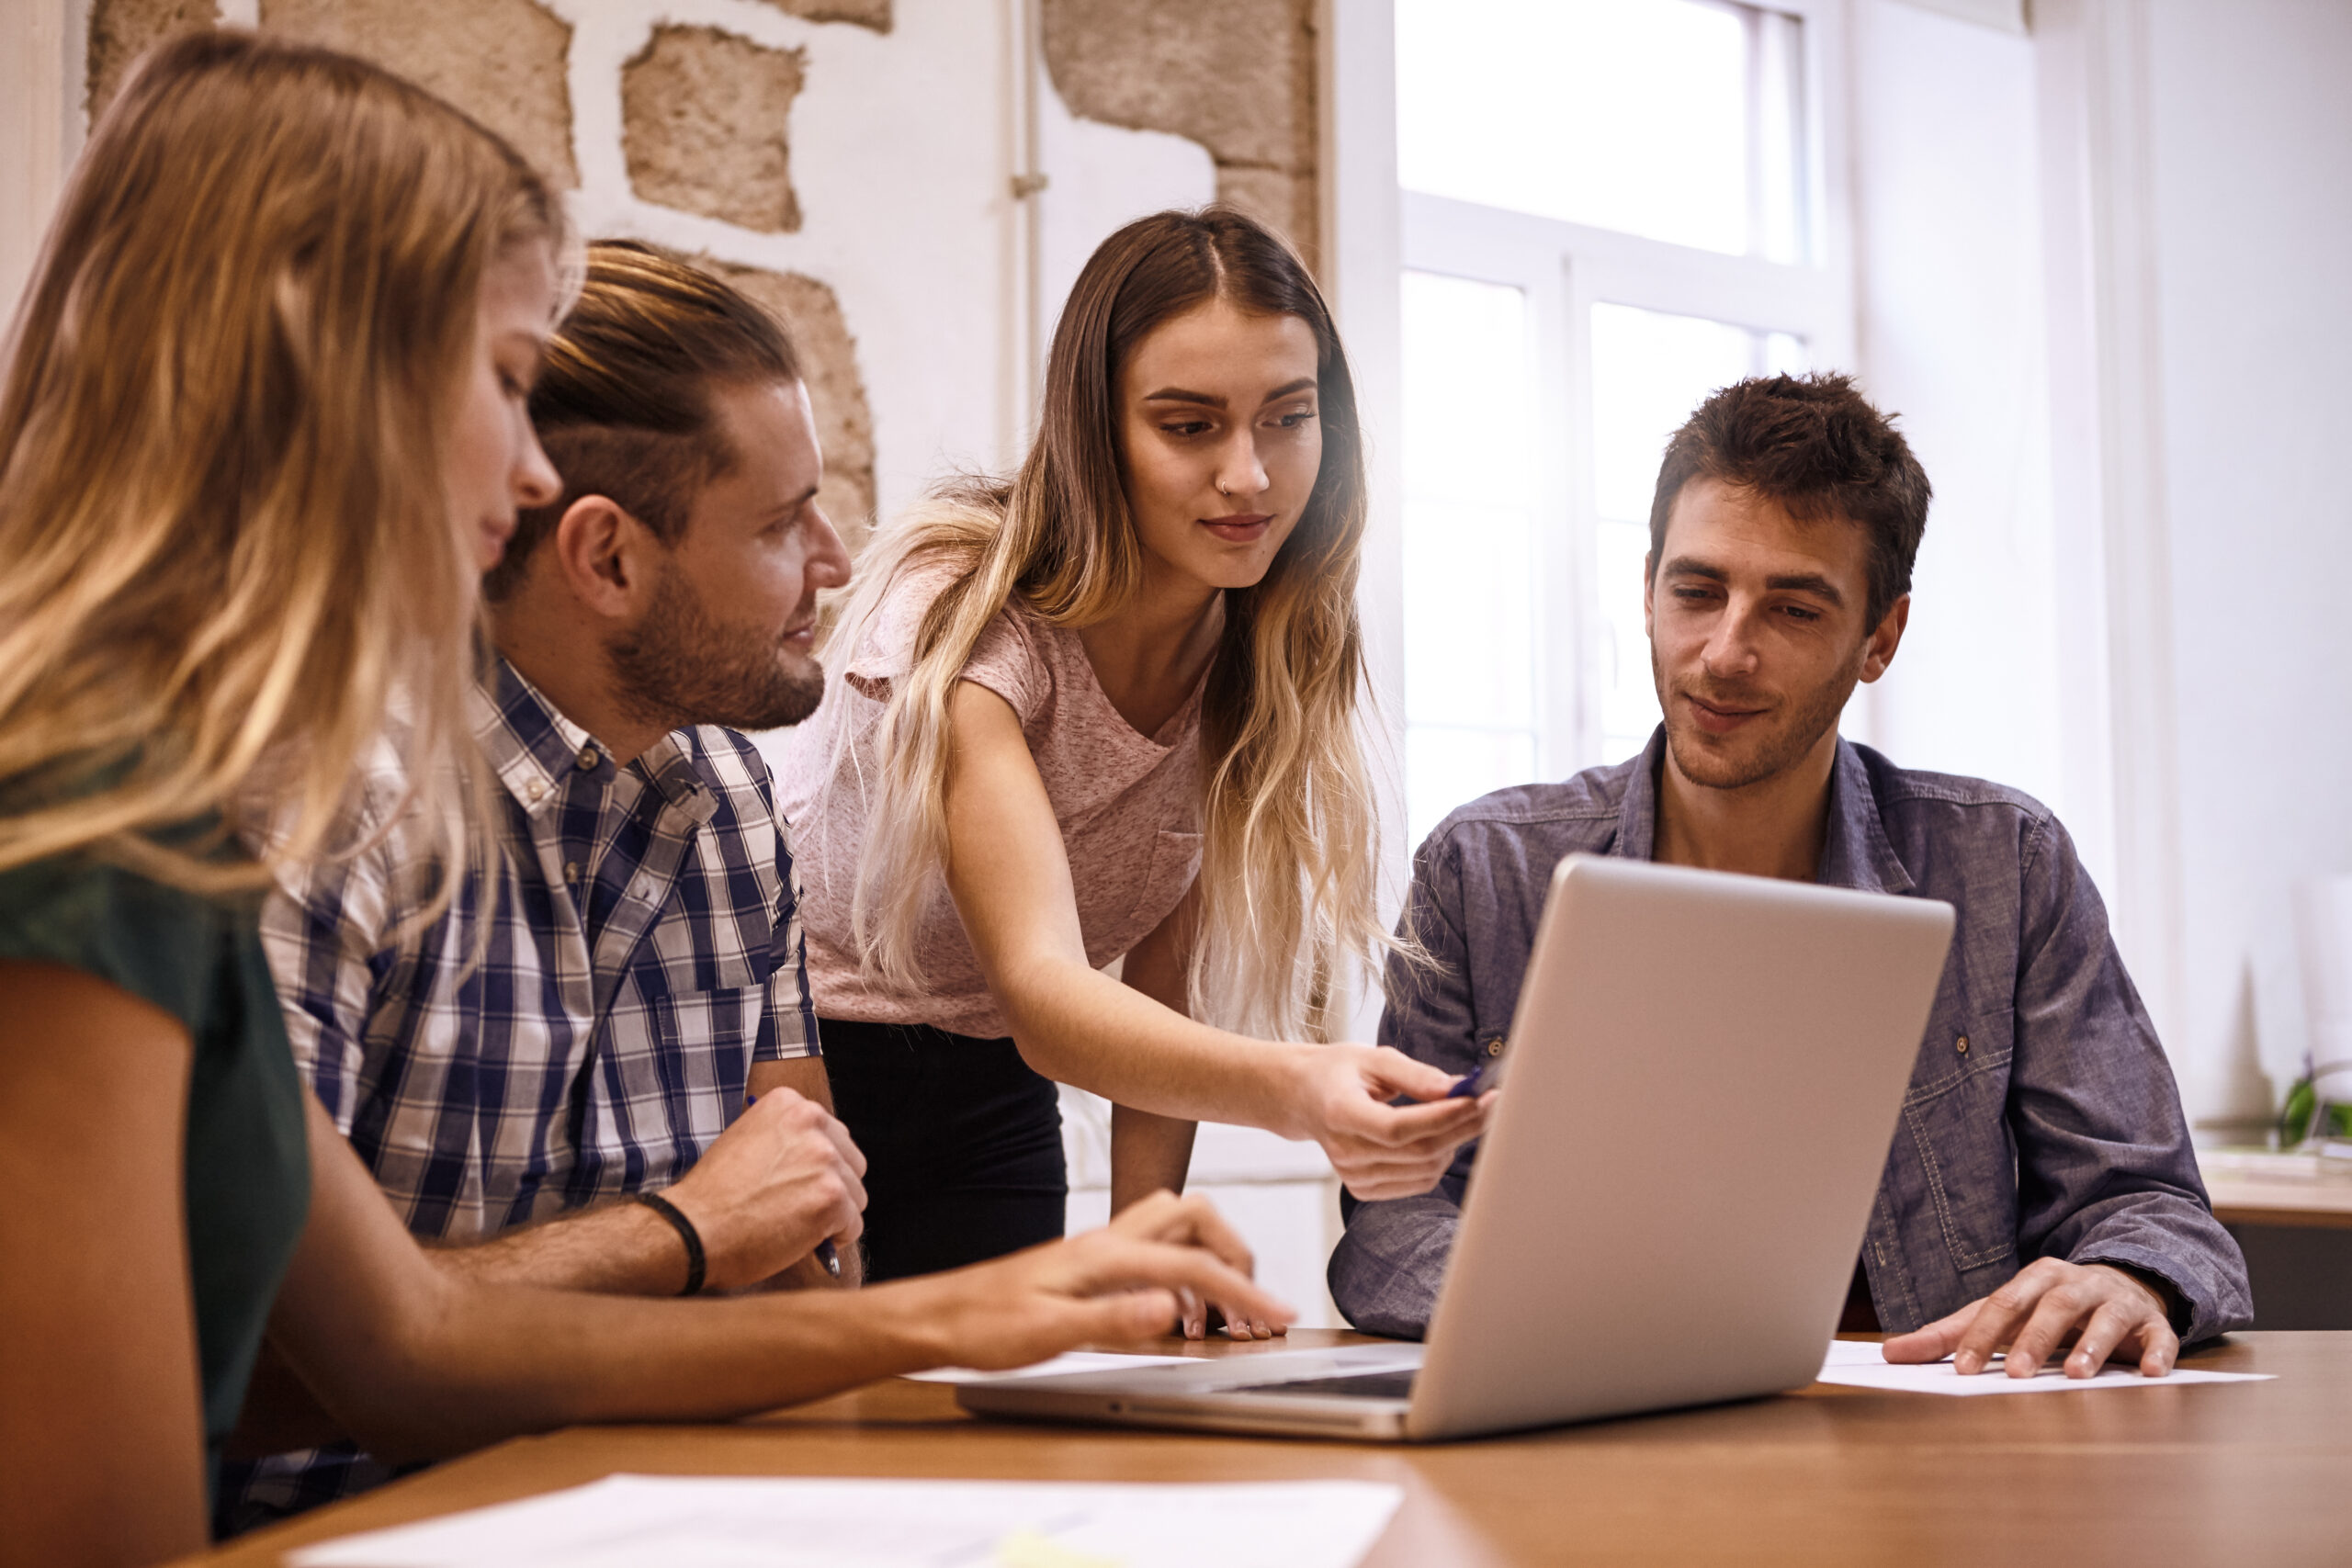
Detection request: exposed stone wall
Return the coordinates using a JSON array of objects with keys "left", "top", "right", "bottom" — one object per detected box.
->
[
  {"left": 81, "top": 0, "right": 876, "bottom": 545},
  {"left": 1040, "top": 0, "right": 1321, "bottom": 265},
  {"left": 623, "top": 27, "right": 805, "bottom": 233},
  {"left": 260, "top": 0, "right": 581, "bottom": 186},
  {"left": 87, "top": 0, "right": 219, "bottom": 119},
  {"left": 80, "top": 1, "right": 1328, "bottom": 542},
  {"left": 759, "top": 0, "right": 891, "bottom": 30}
]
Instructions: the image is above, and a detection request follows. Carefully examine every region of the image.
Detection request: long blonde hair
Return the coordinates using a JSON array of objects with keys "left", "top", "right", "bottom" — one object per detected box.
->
[
  {"left": 826, "top": 208, "right": 1395, "bottom": 1042},
  {"left": 0, "top": 31, "right": 564, "bottom": 895}
]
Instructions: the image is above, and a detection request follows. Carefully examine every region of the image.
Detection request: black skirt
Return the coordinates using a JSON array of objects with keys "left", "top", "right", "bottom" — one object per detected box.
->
[{"left": 817, "top": 1017, "right": 1068, "bottom": 1281}]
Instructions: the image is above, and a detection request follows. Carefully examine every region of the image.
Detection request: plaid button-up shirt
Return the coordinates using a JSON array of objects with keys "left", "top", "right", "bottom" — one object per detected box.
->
[{"left": 220, "top": 657, "right": 819, "bottom": 1532}]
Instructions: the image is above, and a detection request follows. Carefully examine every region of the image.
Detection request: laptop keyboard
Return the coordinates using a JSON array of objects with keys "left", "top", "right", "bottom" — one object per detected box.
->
[{"left": 1238, "top": 1370, "right": 1419, "bottom": 1401}]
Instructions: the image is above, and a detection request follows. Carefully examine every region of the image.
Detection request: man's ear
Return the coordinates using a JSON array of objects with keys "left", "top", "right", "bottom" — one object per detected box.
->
[
  {"left": 1858, "top": 592, "right": 1911, "bottom": 683},
  {"left": 1642, "top": 552, "right": 1657, "bottom": 639},
  {"left": 548, "top": 495, "right": 659, "bottom": 623}
]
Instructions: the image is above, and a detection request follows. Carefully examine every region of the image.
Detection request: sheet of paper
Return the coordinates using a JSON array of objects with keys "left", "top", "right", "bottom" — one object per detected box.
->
[
  {"left": 902, "top": 1350, "right": 1199, "bottom": 1384},
  {"left": 1816, "top": 1339, "right": 2272, "bottom": 1395},
  {"left": 289, "top": 1473, "right": 1404, "bottom": 1568}
]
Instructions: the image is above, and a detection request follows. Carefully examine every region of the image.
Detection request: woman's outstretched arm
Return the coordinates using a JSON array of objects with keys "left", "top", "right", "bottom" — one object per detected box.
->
[
  {"left": 941, "top": 682, "right": 1492, "bottom": 1201},
  {"left": 266, "top": 1092, "right": 1285, "bottom": 1464}
]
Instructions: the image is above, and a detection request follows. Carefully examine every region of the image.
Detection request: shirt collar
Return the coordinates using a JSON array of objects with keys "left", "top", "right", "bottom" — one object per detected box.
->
[
  {"left": 1611, "top": 726, "right": 1913, "bottom": 895},
  {"left": 469, "top": 657, "right": 713, "bottom": 824},
  {"left": 1817, "top": 739, "right": 1914, "bottom": 894}
]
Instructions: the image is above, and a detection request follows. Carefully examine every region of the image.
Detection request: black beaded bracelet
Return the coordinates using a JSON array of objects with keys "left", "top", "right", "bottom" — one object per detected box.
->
[{"left": 633, "top": 1191, "right": 707, "bottom": 1297}]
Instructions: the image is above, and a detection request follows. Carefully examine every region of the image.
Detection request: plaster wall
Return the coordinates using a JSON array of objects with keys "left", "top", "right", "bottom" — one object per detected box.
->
[
  {"left": 1852, "top": 6, "right": 2071, "bottom": 830},
  {"left": 2143, "top": 0, "right": 2352, "bottom": 1120},
  {"left": 1857, "top": 0, "right": 2352, "bottom": 1126}
]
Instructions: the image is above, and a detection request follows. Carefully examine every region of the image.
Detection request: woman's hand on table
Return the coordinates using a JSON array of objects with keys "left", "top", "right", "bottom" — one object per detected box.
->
[{"left": 895, "top": 1190, "right": 1294, "bottom": 1369}]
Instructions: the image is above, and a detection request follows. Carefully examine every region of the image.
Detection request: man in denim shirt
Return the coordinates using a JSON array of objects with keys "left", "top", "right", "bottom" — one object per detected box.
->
[{"left": 1332, "top": 374, "right": 2250, "bottom": 1379}]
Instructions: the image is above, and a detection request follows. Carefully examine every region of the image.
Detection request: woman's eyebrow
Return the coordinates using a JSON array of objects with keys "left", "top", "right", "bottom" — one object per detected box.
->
[
  {"left": 1143, "top": 388, "right": 1223, "bottom": 407},
  {"left": 1143, "top": 377, "right": 1319, "bottom": 409}
]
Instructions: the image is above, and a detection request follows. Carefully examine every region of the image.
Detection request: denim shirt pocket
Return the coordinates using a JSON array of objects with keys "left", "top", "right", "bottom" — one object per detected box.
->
[{"left": 1897, "top": 1019, "right": 2018, "bottom": 1276}]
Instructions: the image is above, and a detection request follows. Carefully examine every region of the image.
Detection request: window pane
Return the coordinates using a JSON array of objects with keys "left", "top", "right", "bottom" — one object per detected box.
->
[
  {"left": 1595, "top": 518, "right": 1657, "bottom": 762},
  {"left": 1401, "top": 271, "right": 1538, "bottom": 838},
  {"left": 1397, "top": 0, "right": 1805, "bottom": 260},
  {"left": 1400, "top": 271, "right": 1532, "bottom": 505},
  {"left": 1589, "top": 302, "right": 1810, "bottom": 758},
  {"left": 1403, "top": 502, "right": 1534, "bottom": 728},
  {"left": 1408, "top": 727, "right": 1536, "bottom": 849}
]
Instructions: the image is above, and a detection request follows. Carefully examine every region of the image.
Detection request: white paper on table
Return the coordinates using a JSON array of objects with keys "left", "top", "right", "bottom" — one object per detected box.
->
[
  {"left": 1815, "top": 1338, "right": 2273, "bottom": 1395},
  {"left": 288, "top": 1473, "right": 1404, "bottom": 1568},
  {"left": 902, "top": 1349, "right": 1199, "bottom": 1384}
]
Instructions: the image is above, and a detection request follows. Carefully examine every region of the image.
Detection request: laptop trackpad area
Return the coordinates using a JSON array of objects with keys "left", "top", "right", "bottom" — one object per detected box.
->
[
  {"left": 1024, "top": 1343, "right": 1425, "bottom": 1397},
  {"left": 1241, "top": 1368, "right": 1419, "bottom": 1400}
]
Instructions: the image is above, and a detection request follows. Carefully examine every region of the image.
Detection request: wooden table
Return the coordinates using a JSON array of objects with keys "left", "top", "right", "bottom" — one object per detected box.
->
[{"left": 182, "top": 1330, "right": 2351, "bottom": 1568}]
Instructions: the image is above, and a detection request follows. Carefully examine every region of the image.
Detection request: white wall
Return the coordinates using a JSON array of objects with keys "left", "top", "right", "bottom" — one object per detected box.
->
[
  {"left": 2142, "top": 0, "right": 2352, "bottom": 1120},
  {"left": 1855, "top": 0, "right": 2352, "bottom": 1129},
  {"left": 0, "top": 0, "right": 74, "bottom": 330},
  {"left": 1853, "top": 1, "right": 2072, "bottom": 835}
]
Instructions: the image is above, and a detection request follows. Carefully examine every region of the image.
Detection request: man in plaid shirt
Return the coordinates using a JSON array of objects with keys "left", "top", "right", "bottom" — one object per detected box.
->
[{"left": 220, "top": 243, "right": 863, "bottom": 1531}]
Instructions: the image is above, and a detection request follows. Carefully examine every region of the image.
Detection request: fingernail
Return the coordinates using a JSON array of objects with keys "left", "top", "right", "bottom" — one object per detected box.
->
[{"left": 1954, "top": 1350, "right": 1978, "bottom": 1375}]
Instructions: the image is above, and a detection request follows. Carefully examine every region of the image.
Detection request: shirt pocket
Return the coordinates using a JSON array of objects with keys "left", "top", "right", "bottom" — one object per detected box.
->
[
  {"left": 1898, "top": 1027, "right": 2018, "bottom": 1276},
  {"left": 648, "top": 945, "right": 778, "bottom": 1086}
]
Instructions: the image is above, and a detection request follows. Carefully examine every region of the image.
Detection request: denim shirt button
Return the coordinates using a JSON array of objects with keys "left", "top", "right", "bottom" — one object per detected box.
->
[
  {"left": 1957, "top": 1034, "right": 1970, "bottom": 1055},
  {"left": 1485, "top": 1037, "right": 1506, "bottom": 1058}
]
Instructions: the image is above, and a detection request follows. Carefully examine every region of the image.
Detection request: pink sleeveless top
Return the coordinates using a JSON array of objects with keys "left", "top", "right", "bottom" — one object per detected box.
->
[{"left": 774, "top": 560, "right": 1205, "bottom": 1038}]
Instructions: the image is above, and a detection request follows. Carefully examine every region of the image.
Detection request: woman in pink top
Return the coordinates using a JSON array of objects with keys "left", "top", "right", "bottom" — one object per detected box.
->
[{"left": 778, "top": 209, "right": 1493, "bottom": 1319}]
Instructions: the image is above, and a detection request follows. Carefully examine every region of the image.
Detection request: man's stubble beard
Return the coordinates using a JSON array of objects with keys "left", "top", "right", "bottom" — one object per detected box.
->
[
  {"left": 607, "top": 563, "right": 826, "bottom": 736},
  {"left": 1650, "top": 639, "right": 1863, "bottom": 792}
]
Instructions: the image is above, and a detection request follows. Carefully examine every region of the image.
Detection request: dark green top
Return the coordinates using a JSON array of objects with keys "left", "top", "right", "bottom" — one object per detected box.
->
[{"left": 0, "top": 847, "right": 311, "bottom": 1486}]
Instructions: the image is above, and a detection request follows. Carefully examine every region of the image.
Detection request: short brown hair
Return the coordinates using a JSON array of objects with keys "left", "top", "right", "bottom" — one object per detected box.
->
[
  {"left": 1646, "top": 372, "right": 1931, "bottom": 627},
  {"left": 485, "top": 240, "right": 798, "bottom": 599}
]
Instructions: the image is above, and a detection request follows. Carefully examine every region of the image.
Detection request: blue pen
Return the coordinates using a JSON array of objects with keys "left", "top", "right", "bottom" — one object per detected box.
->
[
  {"left": 748, "top": 1094, "right": 844, "bottom": 1279},
  {"left": 1449, "top": 1043, "right": 1508, "bottom": 1099}
]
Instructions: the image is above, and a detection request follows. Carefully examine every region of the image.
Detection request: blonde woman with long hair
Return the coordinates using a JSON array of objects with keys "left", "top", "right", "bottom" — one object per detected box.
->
[
  {"left": 777, "top": 209, "right": 1493, "bottom": 1319},
  {"left": 0, "top": 38, "right": 1279, "bottom": 1566}
]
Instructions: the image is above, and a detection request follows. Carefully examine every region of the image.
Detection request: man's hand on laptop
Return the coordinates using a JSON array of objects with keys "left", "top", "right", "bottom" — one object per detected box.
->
[
  {"left": 1881, "top": 1258, "right": 2180, "bottom": 1379},
  {"left": 897, "top": 1191, "right": 1295, "bottom": 1369},
  {"left": 661, "top": 1088, "right": 867, "bottom": 1292},
  {"left": 1285, "top": 1044, "right": 1495, "bottom": 1201}
]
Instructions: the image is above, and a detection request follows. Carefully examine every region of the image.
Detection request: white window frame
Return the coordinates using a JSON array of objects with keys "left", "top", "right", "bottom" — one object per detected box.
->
[{"left": 1394, "top": 0, "right": 1860, "bottom": 778}]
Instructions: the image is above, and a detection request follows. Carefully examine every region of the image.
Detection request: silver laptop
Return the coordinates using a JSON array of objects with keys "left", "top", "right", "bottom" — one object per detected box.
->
[{"left": 959, "top": 852, "right": 1954, "bottom": 1441}]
